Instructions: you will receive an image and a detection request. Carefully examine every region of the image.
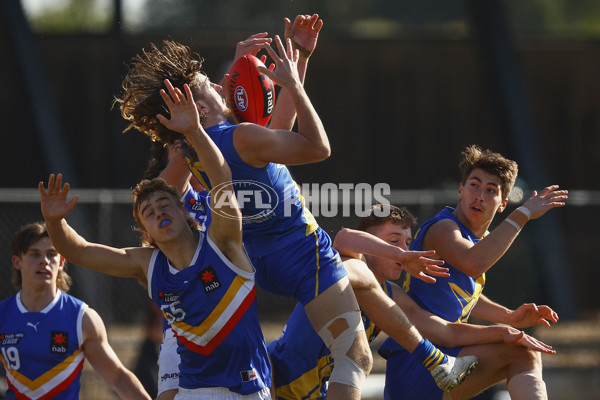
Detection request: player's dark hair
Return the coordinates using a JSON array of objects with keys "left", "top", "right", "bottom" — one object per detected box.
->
[
  {"left": 458, "top": 145, "right": 518, "bottom": 201},
  {"left": 132, "top": 178, "right": 199, "bottom": 247},
  {"left": 116, "top": 40, "right": 206, "bottom": 144},
  {"left": 143, "top": 141, "right": 169, "bottom": 180},
  {"left": 355, "top": 204, "right": 417, "bottom": 232},
  {"left": 11, "top": 222, "right": 72, "bottom": 292}
]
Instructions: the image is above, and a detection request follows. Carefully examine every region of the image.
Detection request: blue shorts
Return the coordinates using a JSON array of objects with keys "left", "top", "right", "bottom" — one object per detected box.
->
[
  {"left": 268, "top": 303, "right": 332, "bottom": 400},
  {"left": 252, "top": 227, "right": 347, "bottom": 305},
  {"left": 383, "top": 346, "right": 462, "bottom": 400}
]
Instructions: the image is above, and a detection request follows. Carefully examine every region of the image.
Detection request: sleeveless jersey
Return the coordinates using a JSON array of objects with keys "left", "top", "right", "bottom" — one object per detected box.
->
[
  {"left": 147, "top": 231, "right": 270, "bottom": 395},
  {"left": 183, "top": 122, "right": 318, "bottom": 257},
  {"left": 0, "top": 291, "right": 86, "bottom": 400},
  {"left": 379, "top": 206, "right": 486, "bottom": 355},
  {"left": 269, "top": 281, "right": 393, "bottom": 400}
]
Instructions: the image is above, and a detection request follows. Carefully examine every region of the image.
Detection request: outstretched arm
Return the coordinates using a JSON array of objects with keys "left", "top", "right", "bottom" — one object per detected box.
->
[
  {"left": 470, "top": 294, "right": 559, "bottom": 328},
  {"left": 390, "top": 284, "right": 555, "bottom": 354},
  {"left": 268, "top": 14, "right": 322, "bottom": 130},
  {"left": 426, "top": 186, "right": 568, "bottom": 278},
  {"left": 333, "top": 227, "right": 449, "bottom": 283},
  {"left": 233, "top": 35, "right": 329, "bottom": 167},
  {"left": 82, "top": 308, "right": 151, "bottom": 400},
  {"left": 156, "top": 80, "right": 250, "bottom": 270},
  {"left": 39, "top": 174, "right": 149, "bottom": 282}
]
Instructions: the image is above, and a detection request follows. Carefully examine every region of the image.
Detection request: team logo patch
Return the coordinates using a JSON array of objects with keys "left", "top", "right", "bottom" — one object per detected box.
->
[
  {"left": 189, "top": 197, "right": 207, "bottom": 213},
  {"left": 158, "top": 291, "right": 180, "bottom": 302},
  {"left": 240, "top": 368, "right": 258, "bottom": 382},
  {"left": 50, "top": 331, "right": 69, "bottom": 353},
  {"left": 1, "top": 332, "right": 24, "bottom": 345},
  {"left": 198, "top": 265, "right": 221, "bottom": 294}
]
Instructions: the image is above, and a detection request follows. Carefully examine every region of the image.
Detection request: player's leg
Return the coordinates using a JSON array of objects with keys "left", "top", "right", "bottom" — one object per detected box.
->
[
  {"left": 346, "top": 258, "right": 477, "bottom": 391},
  {"left": 254, "top": 228, "right": 372, "bottom": 400},
  {"left": 156, "top": 328, "right": 180, "bottom": 400},
  {"left": 303, "top": 275, "right": 372, "bottom": 400},
  {"left": 434, "top": 343, "right": 546, "bottom": 400}
]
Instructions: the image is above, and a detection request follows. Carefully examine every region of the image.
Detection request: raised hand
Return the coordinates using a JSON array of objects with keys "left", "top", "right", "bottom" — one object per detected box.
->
[
  {"left": 233, "top": 32, "right": 273, "bottom": 65},
  {"left": 503, "top": 328, "right": 556, "bottom": 355},
  {"left": 257, "top": 35, "right": 300, "bottom": 91},
  {"left": 521, "top": 185, "right": 568, "bottom": 220},
  {"left": 509, "top": 303, "right": 559, "bottom": 328},
  {"left": 156, "top": 79, "right": 202, "bottom": 137},
  {"left": 39, "top": 173, "right": 79, "bottom": 222},
  {"left": 284, "top": 14, "right": 323, "bottom": 61},
  {"left": 396, "top": 249, "right": 449, "bottom": 284}
]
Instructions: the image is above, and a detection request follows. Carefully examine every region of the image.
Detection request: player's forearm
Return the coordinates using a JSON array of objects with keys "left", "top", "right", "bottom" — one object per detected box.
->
[
  {"left": 186, "top": 128, "right": 232, "bottom": 188},
  {"left": 111, "top": 370, "right": 151, "bottom": 400},
  {"left": 45, "top": 219, "right": 93, "bottom": 268},
  {"left": 470, "top": 295, "right": 512, "bottom": 324},
  {"left": 287, "top": 83, "right": 330, "bottom": 161},
  {"left": 268, "top": 60, "right": 308, "bottom": 130},
  {"left": 333, "top": 228, "right": 396, "bottom": 260},
  {"left": 460, "top": 209, "right": 530, "bottom": 277}
]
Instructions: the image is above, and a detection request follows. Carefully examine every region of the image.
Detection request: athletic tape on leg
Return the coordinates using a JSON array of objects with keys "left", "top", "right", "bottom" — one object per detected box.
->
[
  {"left": 507, "top": 371, "right": 547, "bottom": 400},
  {"left": 317, "top": 310, "right": 366, "bottom": 389}
]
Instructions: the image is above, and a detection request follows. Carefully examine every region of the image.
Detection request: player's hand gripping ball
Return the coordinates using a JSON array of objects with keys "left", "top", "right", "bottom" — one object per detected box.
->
[{"left": 227, "top": 55, "right": 275, "bottom": 126}]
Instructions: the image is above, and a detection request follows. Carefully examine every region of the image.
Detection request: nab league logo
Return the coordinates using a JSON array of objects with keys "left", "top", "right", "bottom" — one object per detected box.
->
[
  {"left": 1, "top": 332, "right": 24, "bottom": 345},
  {"left": 50, "top": 331, "right": 69, "bottom": 353},
  {"left": 198, "top": 265, "right": 221, "bottom": 294},
  {"left": 158, "top": 291, "right": 180, "bottom": 303},
  {"left": 209, "top": 180, "right": 279, "bottom": 223}
]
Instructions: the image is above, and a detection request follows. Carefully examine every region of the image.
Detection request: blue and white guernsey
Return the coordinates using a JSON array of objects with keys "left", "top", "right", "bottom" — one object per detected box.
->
[
  {"left": 0, "top": 291, "right": 86, "bottom": 400},
  {"left": 147, "top": 231, "right": 270, "bottom": 395}
]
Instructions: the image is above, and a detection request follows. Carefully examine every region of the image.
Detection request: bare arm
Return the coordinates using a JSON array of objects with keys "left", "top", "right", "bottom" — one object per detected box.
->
[
  {"left": 470, "top": 294, "right": 559, "bottom": 328},
  {"left": 425, "top": 186, "right": 568, "bottom": 277},
  {"left": 156, "top": 81, "right": 251, "bottom": 271},
  {"left": 268, "top": 14, "right": 322, "bottom": 130},
  {"left": 82, "top": 308, "right": 151, "bottom": 400},
  {"left": 333, "top": 228, "right": 449, "bottom": 283},
  {"left": 390, "top": 284, "right": 555, "bottom": 354},
  {"left": 233, "top": 35, "right": 329, "bottom": 167},
  {"left": 39, "top": 174, "right": 150, "bottom": 282}
]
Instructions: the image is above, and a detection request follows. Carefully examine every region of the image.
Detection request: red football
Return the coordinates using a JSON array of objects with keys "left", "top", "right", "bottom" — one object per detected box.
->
[{"left": 227, "top": 55, "right": 275, "bottom": 126}]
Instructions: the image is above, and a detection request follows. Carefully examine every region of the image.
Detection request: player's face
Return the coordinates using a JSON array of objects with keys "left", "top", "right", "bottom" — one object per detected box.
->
[
  {"left": 198, "top": 75, "right": 228, "bottom": 115},
  {"left": 138, "top": 191, "right": 187, "bottom": 243},
  {"left": 367, "top": 222, "right": 412, "bottom": 282},
  {"left": 12, "top": 237, "right": 64, "bottom": 288},
  {"left": 457, "top": 168, "right": 507, "bottom": 229}
]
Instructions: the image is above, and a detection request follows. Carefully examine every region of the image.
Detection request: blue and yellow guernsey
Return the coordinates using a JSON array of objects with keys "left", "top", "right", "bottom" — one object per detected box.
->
[
  {"left": 0, "top": 291, "right": 86, "bottom": 400},
  {"left": 379, "top": 206, "right": 486, "bottom": 355},
  {"left": 184, "top": 122, "right": 318, "bottom": 258},
  {"left": 404, "top": 206, "right": 486, "bottom": 323}
]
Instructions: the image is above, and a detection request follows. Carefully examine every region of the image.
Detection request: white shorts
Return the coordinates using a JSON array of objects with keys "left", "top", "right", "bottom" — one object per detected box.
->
[
  {"left": 157, "top": 328, "right": 181, "bottom": 396},
  {"left": 174, "top": 387, "right": 271, "bottom": 400}
]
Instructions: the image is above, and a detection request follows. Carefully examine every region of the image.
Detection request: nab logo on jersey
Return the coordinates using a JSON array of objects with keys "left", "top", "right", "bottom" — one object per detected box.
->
[
  {"left": 50, "top": 331, "right": 69, "bottom": 353},
  {"left": 198, "top": 265, "right": 221, "bottom": 294}
]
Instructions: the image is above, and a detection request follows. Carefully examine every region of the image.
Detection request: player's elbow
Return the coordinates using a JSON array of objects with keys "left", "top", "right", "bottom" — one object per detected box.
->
[
  {"left": 311, "top": 143, "right": 331, "bottom": 162},
  {"left": 458, "top": 259, "right": 487, "bottom": 279}
]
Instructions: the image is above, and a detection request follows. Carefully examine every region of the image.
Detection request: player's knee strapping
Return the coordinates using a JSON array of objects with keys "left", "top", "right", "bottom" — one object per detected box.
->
[{"left": 317, "top": 310, "right": 366, "bottom": 389}]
